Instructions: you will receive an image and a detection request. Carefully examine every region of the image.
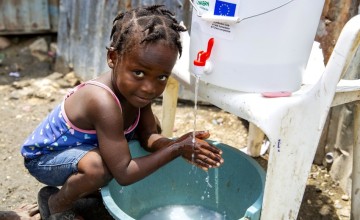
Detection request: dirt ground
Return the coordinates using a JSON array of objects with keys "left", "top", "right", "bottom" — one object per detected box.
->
[{"left": 0, "top": 36, "right": 352, "bottom": 219}]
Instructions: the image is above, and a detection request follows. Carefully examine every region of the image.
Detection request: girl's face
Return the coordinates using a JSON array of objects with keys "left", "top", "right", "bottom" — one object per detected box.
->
[{"left": 108, "top": 42, "right": 178, "bottom": 108}]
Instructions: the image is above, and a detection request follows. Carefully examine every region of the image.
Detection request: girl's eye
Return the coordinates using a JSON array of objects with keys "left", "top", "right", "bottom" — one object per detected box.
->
[
  {"left": 159, "top": 75, "right": 169, "bottom": 82},
  {"left": 133, "top": 71, "right": 145, "bottom": 78}
]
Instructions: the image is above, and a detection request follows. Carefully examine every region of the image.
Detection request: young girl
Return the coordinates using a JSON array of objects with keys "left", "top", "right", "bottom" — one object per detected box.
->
[{"left": 21, "top": 5, "right": 224, "bottom": 219}]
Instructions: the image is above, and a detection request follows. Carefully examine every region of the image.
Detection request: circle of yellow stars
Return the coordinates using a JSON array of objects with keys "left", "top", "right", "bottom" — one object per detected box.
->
[{"left": 218, "top": 3, "right": 231, "bottom": 16}]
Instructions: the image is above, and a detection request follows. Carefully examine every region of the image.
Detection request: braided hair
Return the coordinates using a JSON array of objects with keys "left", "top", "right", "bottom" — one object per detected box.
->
[{"left": 108, "top": 5, "right": 187, "bottom": 57}]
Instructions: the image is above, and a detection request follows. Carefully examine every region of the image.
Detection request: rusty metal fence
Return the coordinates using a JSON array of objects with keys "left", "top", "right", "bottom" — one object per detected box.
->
[
  {"left": 56, "top": 0, "right": 191, "bottom": 80},
  {"left": 0, "top": 0, "right": 191, "bottom": 80},
  {"left": 0, "top": 0, "right": 59, "bottom": 34}
]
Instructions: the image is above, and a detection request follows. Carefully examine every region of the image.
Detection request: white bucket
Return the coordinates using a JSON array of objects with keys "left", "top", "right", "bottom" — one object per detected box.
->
[{"left": 189, "top": 0, "right": 325, "bottom": 92}]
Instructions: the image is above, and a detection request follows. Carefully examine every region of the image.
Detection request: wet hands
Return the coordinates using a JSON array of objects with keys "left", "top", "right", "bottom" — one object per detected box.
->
[{"left": 175, "top": 131, "right": 224, "bottom": 171}]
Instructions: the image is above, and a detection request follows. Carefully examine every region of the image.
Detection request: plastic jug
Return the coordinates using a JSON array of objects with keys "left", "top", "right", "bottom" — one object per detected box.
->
[{"left": 189, "top": 0, "right": 325, "bottom": 92}]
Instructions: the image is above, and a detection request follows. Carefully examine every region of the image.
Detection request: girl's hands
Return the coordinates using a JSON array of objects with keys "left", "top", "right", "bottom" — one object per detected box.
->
[{"left": 173, "top": 131, "right": 224, "bottom": 171}]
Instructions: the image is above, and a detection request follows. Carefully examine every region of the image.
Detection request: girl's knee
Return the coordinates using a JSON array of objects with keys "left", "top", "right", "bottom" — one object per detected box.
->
[
  {"left": 78, "top": 151, "right": 112, "bottom": 183},
  {"left": 87, "top": 159, "right": 112, "bottom": 181}
]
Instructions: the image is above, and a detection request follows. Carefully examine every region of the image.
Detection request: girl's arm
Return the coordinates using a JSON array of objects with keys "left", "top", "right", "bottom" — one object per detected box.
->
[
  {"left": 88, "top": 92, "right": 222, "bottom": 186},
  {"left": 134, "top": 103, "right": 174, "bottom": 152}
]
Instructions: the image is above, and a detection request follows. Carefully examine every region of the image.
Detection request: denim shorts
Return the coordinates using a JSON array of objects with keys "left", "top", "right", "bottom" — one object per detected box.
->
[{"left": 24, "top": 145, "right": 96, "bottom": 186}]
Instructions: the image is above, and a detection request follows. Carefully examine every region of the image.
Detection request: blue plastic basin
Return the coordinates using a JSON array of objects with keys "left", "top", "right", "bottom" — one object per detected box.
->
[{"left": 101, "top": 140, "right": 265, "bottom": 220}]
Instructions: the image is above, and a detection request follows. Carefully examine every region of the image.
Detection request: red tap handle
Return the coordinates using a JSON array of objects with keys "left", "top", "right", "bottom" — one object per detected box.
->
[
  {"left": 194, "top": 38, "right": 214, "bottom": 66},
  {"left": 205, "top": 38, "right": 214, "bottom": 59}
]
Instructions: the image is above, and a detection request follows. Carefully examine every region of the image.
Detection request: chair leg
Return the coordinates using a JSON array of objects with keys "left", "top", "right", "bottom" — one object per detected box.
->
[
  {"left": 247, "top": 123, "right": 265, "bottom": 157},
  {"left": 161, "top": 76, "right": 179, "bottom": 137},
  {"left": 352, "top": 102, "right": 360, "bottom": 220},
  {"left": 260, "top": 115, "right": 322, "bottom": 219}
]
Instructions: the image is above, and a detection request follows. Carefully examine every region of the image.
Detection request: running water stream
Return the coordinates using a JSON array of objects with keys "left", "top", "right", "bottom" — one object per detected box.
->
[
  {"left": 191, "top": 75, "right": 222, "bottom": 212},
  {"left": 139, "top": 76, "right": 226, "bottom": 220},
  {"left": 192, "top": 76, "right": 200, "bottom": 154}
]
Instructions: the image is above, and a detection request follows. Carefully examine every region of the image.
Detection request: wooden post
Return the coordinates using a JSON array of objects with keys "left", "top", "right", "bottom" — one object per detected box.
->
[
  {"left": 161, "top": 76, "right": 179, "bottom": 137},
  {"left": 247, "top": 123, "right": 265, "bottom": 157},
  {"left": 352, "top": 101, "right": 360, "bottom": 220}
]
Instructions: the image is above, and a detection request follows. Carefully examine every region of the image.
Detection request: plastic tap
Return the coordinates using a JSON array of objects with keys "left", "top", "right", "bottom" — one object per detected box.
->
[{"left": 193, "top": 38, "right": 214, "bottom": 76}]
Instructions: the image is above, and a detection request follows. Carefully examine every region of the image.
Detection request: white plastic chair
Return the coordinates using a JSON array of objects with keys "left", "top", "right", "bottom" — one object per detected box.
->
[{"left": 162, "top": 15, "right": 360, "bottom": 219}]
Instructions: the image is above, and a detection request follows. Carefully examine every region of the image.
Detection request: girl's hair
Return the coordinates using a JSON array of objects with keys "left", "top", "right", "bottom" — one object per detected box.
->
[{"left": 108, "top": 5, "right": 187, "bottom": 57}]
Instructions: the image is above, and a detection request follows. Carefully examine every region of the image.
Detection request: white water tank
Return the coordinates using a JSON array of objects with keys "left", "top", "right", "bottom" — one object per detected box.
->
[{"left": 189, "top": 0, "right": 325, "bottom": 92}]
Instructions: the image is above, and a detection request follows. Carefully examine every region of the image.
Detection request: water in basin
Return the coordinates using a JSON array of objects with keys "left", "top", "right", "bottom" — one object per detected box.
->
[{"left": 101, "top": 140, "right": 266, "bottom": 220}]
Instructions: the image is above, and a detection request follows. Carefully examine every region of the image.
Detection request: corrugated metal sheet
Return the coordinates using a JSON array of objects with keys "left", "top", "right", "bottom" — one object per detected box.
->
[
  {"left": 130, "top": 0, "right": 192, "bottom": 28},
  {"left": 56, "top": 0, "right": 191, "bottom": 80},
  {"left": 0, "top": 0, "right": 59, "bottom": 34}
]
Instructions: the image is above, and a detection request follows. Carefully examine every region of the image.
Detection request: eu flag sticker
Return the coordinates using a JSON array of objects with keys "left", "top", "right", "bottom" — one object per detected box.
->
[{"left": 214, "top": 0, "right": 237, "bottom": 17}]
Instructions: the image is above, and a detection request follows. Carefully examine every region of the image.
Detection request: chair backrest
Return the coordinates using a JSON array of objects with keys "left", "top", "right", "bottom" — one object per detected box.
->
[{"left": 311, "top": 15, "right": 360, "bottom": 104}]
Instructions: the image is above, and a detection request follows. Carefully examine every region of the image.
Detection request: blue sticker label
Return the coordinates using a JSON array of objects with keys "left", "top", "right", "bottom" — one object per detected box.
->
[{"left": 214, "top": 0, "right": 236, "bottom": 17}]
